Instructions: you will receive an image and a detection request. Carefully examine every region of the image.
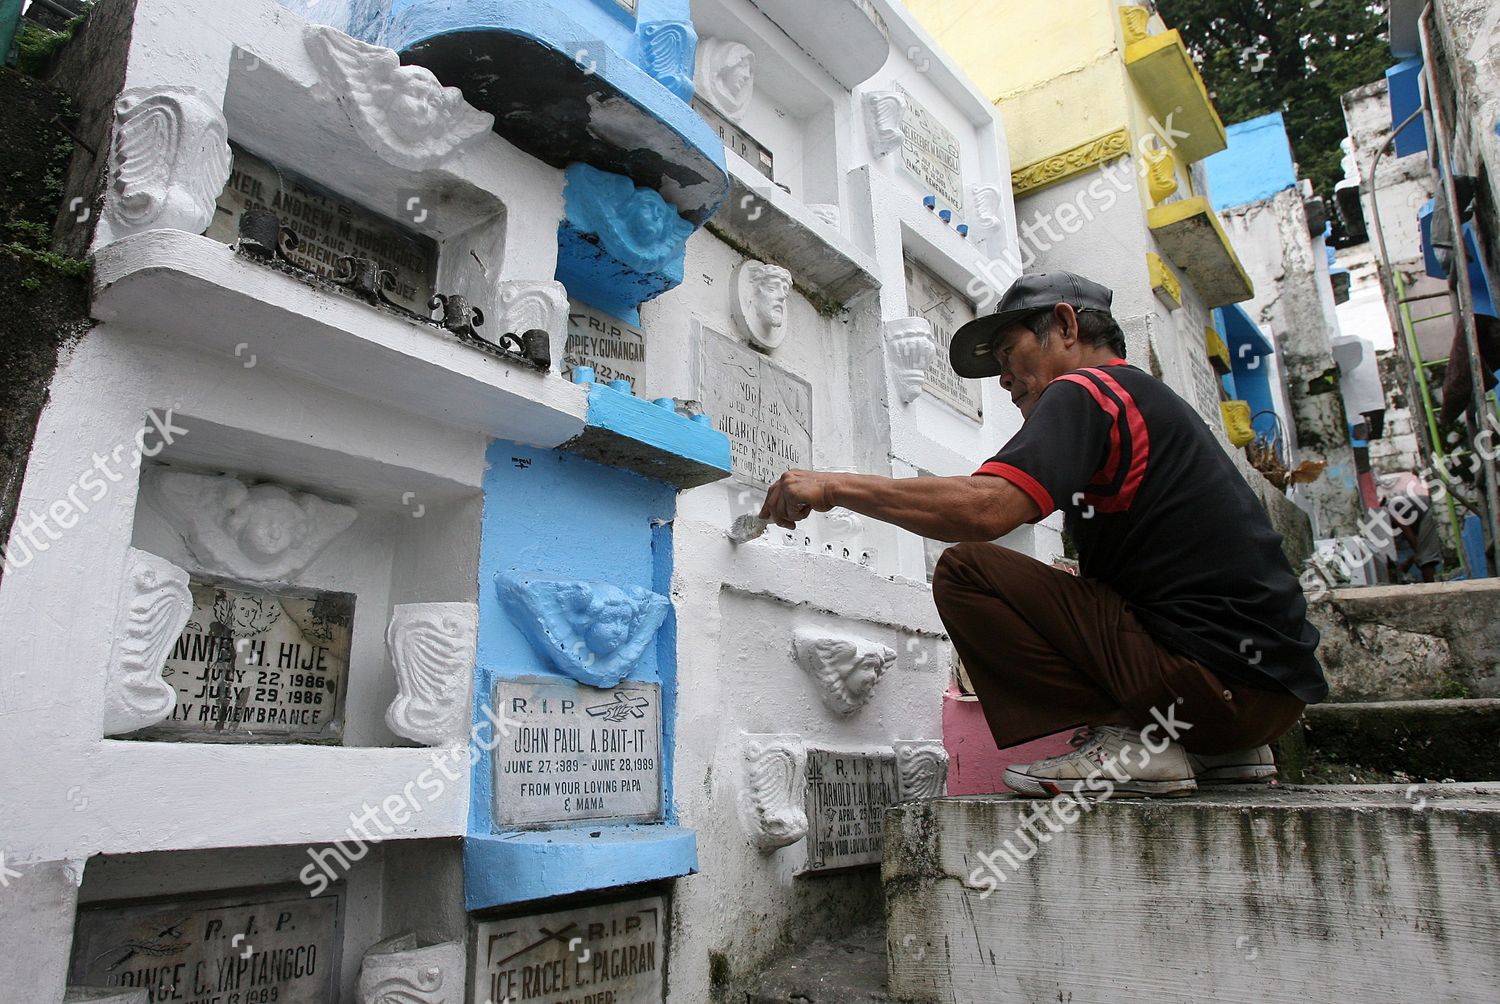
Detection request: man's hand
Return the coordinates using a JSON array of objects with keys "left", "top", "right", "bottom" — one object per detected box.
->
[{"left": 760, "top": 470, "right": 840, "bottom": 529}]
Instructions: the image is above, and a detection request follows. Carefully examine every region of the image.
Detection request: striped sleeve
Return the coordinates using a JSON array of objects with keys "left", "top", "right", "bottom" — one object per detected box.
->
[{"left": 973, "top": 368, "right": 1145, "bottom": 518}]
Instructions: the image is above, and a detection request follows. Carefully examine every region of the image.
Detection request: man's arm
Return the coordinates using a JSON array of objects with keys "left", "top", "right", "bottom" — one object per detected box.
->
[{"left": 759, "top": 470, "right": 1041, "bottom": 542}]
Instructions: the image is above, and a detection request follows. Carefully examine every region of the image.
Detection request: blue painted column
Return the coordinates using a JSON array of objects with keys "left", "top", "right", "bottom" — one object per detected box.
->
[{"left": 465, "top": 442, "right": 696, "bottom": 909}]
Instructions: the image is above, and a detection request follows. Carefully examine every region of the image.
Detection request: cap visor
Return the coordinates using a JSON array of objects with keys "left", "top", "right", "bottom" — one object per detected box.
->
[{"left": 949, "top": 309, "right": 1029, "bottom": 379}]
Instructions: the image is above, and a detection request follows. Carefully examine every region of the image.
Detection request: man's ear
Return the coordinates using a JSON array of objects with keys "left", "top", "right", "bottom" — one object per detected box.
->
[{"left": 1054, "top": 303, "right": 1081, "bottom": 347}]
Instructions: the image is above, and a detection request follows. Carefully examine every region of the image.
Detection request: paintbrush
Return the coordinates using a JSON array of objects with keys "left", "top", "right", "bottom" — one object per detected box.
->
[{"left": 727, "top": 512, "right": 770, "bottom": 544}]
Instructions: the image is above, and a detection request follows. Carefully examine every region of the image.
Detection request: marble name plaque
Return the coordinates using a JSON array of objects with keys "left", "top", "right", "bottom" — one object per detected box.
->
[
  {"left": 494, "top": 678, "right": 663, "bottom": 827},
  {"left": 905, "top": 260, "right": 983, "bottom": 420},
  {"left": 474, "top": 895, "right": 665, "bottom": 1004},
  {"left": 800, "top": 749, "right": 900, "bottom": 873},
  {"left": 564, "top": 302, "right": 648, "bottom": 389},
  {"left": 693, "top": 323, "right": 812, "bottom": 489},
  {"left": 67, "top": 886, "right": 341, "bottom": 1004},
  {"left": 692, "top": 97, "right": 775, "bottom": 181},
  {"left": 126, "top": 580, "right": 352, "bottom": 744},
  {"left": 206, "top": 144, "right": 439, "bottom": 313},
  {"left": 895, "top": 84, "right": 964, "bottom": 211}
]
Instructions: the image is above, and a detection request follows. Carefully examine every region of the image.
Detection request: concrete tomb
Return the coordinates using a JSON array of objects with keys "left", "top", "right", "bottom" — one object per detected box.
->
[
  {"left": 564, "top": 301, "right": 649, "bottom": 390},
  {"left": 693, "top": 322, "right": 812, "bottom": 487},
  {"left": 893, "top": 83, "right": 965, "bottom": 212},
  {"left": 66, "top": 886, "right": 342, "bottom": 1003},
  {"left": 905, "top": 260, "right": 983, "bottom": 420},
  {"left": 205, "top": 144, "right": 441, "bottom": 315},
  {"left": 800, "top": 749, "right": 901, "bottom": 873},
  {"left": 472, "top": 894, "right": 665, "bottom": 1004}
]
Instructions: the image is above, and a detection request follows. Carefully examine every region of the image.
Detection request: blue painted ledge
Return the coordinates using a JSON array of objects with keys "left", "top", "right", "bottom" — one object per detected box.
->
[
  {"left": 560, "top": 381, "right": 732, "bottom": 489},
  {"left": 464, "top": 824, "right": 698, "bottom": 910}
]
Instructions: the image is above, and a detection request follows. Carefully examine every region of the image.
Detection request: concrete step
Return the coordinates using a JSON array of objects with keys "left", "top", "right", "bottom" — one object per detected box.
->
[
  {"left": 1307, "top": 580, "right": 1500, "bottom": 701},
  {"left": 1275, "top": 698, "right": 1500, "bottom": 783},
  {"left": 743, "top": 927, "right": 893, "bottom": 1003},
  {"left": 884, "top": 786, "right": 1500, "bottom": 1003}
]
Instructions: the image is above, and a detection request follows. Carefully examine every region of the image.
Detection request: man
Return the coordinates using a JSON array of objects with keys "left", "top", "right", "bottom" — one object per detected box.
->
[
  {"left": 1378, "top": 472, "right": 1442, "bottom": 583},
  {"left": 760, "top": 272, "right": 1325, "bottom": 797}
]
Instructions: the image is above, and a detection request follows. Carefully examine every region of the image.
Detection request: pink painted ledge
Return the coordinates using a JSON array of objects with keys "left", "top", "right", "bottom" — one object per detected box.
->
[{"left": 942, "top": 687, "right": 1072, "bottom": 795}]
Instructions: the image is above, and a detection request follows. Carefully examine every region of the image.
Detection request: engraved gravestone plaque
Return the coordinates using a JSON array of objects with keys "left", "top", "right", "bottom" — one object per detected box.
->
[
  {"left": 494, "top": 678, "right": 662, "bottom": 827},
  {"left": 67, "top": 886, "right": 342, "bottom": 1003},
  {"left": 125, "top": 580, "right": 352, "bottom": 744},
  {"left": 905, "top": 260, "right": 983, "bottom": 420},
  {"left": 564, "top": 301, "right": 648, "bottom": 389},
  {"left": 474, "top": 895, "right": 665, "bottom": 1004},
  {"left": 692, "top": 98, "right": 775, "bottom": 180},
  {"left": 895, "top": 84, "right": 964, "bottom": 210},
  {"left": 693, "top": 322, "right": 812, "bottom": 488},
  {"left": 800, "top": 749, "right": 900, "bottom": 873},
  {"left": 207, "top": 144, "right": 439, "bottom": 313}
]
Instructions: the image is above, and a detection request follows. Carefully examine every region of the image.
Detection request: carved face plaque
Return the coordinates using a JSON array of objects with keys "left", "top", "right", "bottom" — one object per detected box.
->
[
  {"left": 733, "top": 260, "right": 792, "bottom": 350},
  {"left": 793, "top": 629, "right": 896, "bottom": 716},
  {"left": 696, "top": 37, "right": 756, "bottom": 121}
]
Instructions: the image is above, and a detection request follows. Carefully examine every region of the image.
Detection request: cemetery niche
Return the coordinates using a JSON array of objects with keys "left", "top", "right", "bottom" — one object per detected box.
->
[
  {"left": 692, "top": 321, "right": 812, "bottom": 489},
  {"left": 114, "top": 470, "right": 360, "bottom": 744},
  {"left": 904, "top": 260, "right": 983, "bottom": 420},
  {"left": 66, "top": 886, "right": 343, "bottom": 1003},
  {"left": 472, "top": 895, "right": 666, "bottom": 1004}
]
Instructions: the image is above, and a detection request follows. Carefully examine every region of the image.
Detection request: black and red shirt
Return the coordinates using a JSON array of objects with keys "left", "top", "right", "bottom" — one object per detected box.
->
[{"left": 976, "top": 361, "right": 1326, "bottom": 703}]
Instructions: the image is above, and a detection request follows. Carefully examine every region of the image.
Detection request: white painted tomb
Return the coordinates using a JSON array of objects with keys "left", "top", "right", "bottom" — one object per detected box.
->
[{"left": 0, "top": 0, "right": 1045, "bottom": 999}]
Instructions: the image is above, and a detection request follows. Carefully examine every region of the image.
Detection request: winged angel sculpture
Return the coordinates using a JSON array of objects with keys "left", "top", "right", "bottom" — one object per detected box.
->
[
  {"left": 498, "top": 574, "right": 669, "bottom": 688},
  {"left": 793, "top": 628, "right": 896, "bottom": 716},
  {"left": 304, "top": 25, "right": 495, "bottom": 171},
  {"left": 144, "top": 470, "right": 358, "bottom": 584}
]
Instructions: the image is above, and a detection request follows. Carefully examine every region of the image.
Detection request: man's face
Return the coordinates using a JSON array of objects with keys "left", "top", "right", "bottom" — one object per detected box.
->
[{"left": 993, "top": 318, "right": 1056, "bottom": 419}]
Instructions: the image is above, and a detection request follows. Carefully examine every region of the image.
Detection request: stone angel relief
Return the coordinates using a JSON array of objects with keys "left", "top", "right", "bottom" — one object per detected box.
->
[
  {"left": 144, "top": 470, "right": 358, "bottom": 584},
  {"left": 304, "top": 25, "right": 495, "bottom": 171},
  {"left": 498, "top": 574, "right": 670, "bottom": 688},
  {"left": 793, "top": 628, "right": 896, "bottom": 716}
]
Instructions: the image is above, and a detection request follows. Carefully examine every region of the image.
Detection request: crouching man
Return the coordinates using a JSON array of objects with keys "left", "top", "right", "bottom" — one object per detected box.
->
[{"left": 759, "top": 272, "right": 1325, "bottom": 797}]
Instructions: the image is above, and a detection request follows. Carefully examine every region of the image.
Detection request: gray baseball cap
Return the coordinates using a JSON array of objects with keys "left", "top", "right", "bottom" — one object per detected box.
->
[{"left": 949, "top": 271, "right": 1115, "bottom": 378}]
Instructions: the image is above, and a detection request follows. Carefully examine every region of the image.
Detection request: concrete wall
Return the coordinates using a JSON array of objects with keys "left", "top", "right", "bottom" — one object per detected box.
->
[
  {"left": 903, "top": 0, "right": 1128, "bottom": 170},
  {"left": 1219, "top": 188, "right": 1364, "bottom": 537}
]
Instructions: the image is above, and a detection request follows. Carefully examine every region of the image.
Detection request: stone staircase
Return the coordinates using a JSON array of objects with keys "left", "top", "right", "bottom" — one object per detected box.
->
[{"left": 743, "top": 580, "right": 1500, "bottom": 1002}]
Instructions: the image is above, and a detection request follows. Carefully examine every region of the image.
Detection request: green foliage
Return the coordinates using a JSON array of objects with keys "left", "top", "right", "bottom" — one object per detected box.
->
[
  {"left": 1156, "top": 0, "right": 1393, "bottom": 229},
  {"left": 2, "top": 242, "right": 89, "bottom": 278},
  {"left": 15, "top": 18, "right": 77, "bottom": 77}
]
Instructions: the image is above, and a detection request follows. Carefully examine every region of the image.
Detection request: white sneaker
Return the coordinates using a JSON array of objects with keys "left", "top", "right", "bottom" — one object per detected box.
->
[
  {"left": 1002, "top": 725, "right": 1197, "bottom": 799},
  {"left": 1187, "top": 745, "right": 1277, "bottom": 783}
]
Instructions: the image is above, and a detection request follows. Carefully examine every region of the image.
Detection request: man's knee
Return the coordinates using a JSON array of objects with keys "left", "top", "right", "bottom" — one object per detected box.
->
[{"left": 932, "top": 542, "right": 1006, "bottom": 609}]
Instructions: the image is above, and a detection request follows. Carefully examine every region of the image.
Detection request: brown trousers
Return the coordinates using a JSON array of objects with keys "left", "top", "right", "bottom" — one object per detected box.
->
[{"left": 932, "top": 543, "right": 1305, "bottom": 756}]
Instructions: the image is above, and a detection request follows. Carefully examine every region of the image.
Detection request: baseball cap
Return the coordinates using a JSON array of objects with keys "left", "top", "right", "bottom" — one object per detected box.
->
[{"left": 949, "top": 272, "right": 1115, "bottom": 378}]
